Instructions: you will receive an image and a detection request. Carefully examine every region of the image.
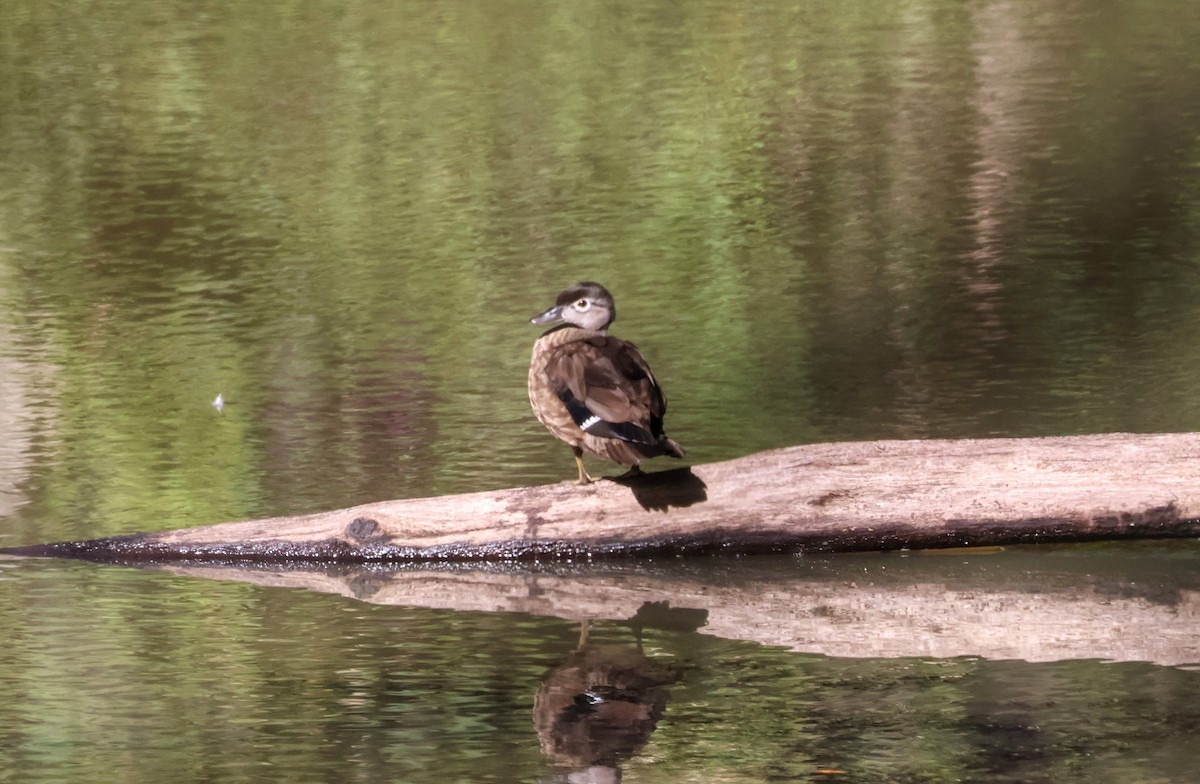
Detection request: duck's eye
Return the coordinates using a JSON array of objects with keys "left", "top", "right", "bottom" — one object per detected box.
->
[{"left": 575, "top": 299, "right": 590, "bottom": 310}]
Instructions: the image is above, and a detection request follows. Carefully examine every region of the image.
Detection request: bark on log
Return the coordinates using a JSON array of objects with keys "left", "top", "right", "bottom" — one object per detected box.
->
[{"left": 6, "top": 433, "right": 1199, "bottom": 563}]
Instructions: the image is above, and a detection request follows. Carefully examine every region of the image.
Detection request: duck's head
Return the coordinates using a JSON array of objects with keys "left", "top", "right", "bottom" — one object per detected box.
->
[{"left": 530, "top": 281, "right": 615, "bottom": 332}]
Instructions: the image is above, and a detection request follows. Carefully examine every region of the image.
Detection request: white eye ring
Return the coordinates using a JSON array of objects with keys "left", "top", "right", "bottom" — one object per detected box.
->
[{"left": 574, "top": 299, "right": 590, "bottom": 311}]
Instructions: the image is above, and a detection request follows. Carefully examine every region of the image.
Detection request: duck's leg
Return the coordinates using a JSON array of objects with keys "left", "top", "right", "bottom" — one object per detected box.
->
[{"left": 572, "top": 446, "right": 594, "bottom": 485}]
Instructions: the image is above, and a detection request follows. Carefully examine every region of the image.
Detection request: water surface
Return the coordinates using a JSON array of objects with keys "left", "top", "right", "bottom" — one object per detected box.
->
[
  {"left": 2, "top": 0, "right": 1200, "bottom": 781},
  {"left": 1, "top": 548, "right": 1198, "bottom": 783}
]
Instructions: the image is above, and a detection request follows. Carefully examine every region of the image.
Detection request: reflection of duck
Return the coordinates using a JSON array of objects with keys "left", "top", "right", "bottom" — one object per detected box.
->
[
  {"left": 528, "top": 282, "right": 685, "bottom": 485},
  {"left": 533, "top": 643, "right": 682, "bottom": 780}
]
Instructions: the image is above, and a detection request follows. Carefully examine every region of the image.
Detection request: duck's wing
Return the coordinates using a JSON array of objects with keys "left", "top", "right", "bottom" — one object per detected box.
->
[{"left": 545, "top": 335, "right": 667, "bottom": 445}]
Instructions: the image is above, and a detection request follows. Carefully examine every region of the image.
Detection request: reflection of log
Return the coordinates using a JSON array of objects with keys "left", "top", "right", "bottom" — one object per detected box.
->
[
  {"left": 7, "top": 433, "right": 1200, "bottom": 562},
  {"left": 135, "top": 550, "right": 1200, "bottom": 666}
]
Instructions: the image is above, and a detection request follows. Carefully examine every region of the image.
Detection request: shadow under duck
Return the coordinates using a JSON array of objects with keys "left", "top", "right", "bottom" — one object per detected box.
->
[{"left": 528, "top": 282, "right": 685, "bottom": 484}]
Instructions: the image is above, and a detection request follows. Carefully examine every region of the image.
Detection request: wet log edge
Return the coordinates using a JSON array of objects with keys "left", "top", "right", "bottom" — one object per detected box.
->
[
  {"left": 5, "top": 433, "right": 1200, "bottom": 564},
  {"left": 12, "top": 516, "right": 1197, "bottom": 565}
]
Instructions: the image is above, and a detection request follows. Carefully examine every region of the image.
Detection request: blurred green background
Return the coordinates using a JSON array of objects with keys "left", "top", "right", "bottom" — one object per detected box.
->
[
  {"left": 1, "top": 2, "right": 1199, "bottom": 781},
  {"left": 2, "top": 0, "right": 1199, "bottom": 541}
]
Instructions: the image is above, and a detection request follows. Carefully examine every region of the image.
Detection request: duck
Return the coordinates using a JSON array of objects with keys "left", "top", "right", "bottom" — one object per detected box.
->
[{"left": 528, "top": 281, "right": 685, "bottom": 484}]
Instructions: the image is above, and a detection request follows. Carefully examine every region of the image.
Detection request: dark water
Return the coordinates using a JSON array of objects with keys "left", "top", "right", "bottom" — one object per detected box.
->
[{"left": 2, "top": 0, "right": 1200, "bottom": 781}]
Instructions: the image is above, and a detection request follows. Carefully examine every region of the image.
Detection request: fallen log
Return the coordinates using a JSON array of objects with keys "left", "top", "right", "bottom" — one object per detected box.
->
[{"left": 5, "top": 433, "right": 1199, "bottom": 563}]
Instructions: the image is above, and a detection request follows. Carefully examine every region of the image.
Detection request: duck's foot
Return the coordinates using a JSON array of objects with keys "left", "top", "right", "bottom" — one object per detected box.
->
[{"left": 572, "top": 448, "right": 594, "bottom": 485}]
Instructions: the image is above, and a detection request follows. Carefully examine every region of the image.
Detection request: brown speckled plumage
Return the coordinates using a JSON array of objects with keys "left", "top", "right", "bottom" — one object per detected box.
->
[{"left": 528, "top": 282, "right": 684, "bottom": 484}]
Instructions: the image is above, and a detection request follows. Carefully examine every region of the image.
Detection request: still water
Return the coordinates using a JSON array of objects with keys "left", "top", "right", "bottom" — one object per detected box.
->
[{"left": 2, "top": 0, "right": 1200, "bottom": 781}]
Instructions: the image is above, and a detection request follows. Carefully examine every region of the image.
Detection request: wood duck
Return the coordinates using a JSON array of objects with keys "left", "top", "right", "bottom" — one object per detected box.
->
[{"left": 528, "top": 282, "right": 685, "bottom": 484}]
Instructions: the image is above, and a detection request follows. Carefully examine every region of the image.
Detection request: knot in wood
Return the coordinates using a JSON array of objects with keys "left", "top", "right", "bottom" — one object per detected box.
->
[{"left": 345, "top": 517, "right": 381, "bottom": 541}]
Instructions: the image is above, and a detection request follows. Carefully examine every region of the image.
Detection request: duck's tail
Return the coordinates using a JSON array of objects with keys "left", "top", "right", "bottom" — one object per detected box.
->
[{"left": 659, "top": 436, "right": 686, "bottom": 459}]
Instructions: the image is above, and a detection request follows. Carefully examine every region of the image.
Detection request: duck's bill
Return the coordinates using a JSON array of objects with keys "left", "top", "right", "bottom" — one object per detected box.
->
[{"left": 530, "top": 305, "right": 564, "bottom": 325}]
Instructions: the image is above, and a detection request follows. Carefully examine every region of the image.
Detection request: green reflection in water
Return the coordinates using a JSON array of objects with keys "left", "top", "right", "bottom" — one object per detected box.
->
[
  {"left": 2, "top": 1, "right": 1200, "bottom": 780},
  {"left": 1, "top": 0, "right": 1199, "bottom": 539},
  {"left": 0, "top": 554, "right": 1198, "bottom": 784}
]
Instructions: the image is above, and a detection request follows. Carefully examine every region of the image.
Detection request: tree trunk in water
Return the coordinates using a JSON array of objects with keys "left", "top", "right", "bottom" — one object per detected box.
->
[{"left": 6, "top": 433, "right": 1199, "bottom": 563}]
